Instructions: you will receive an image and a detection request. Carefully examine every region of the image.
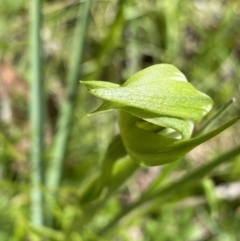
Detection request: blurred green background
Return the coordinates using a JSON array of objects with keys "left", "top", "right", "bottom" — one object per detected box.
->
[{"left": 0, "top": 0, "right": 240, "bottom": 240}]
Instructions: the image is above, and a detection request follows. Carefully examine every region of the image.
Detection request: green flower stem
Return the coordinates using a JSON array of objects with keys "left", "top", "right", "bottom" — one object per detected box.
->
[
  {"left": 72, "top": 137, "right": 138, "bottom": 237},
  {"left": 65, "top": 156, "right": 138, "bottom": 237},
  {"left": 105, "top": 156, "right": 139, "bottom": 198},
  {"left": 30, "top": 0, "right": 45, "bottom": 226},
  {"left": 65, "top": 137, "right": 137, "bottom": 234},
  {"left": 98, "top": 144, "right": 240, "bottom": 237},
  {"left": 79, "top": 135, "right": 127, "bottom": 205},
  {"left": 79, "top": 139, "right": 138, "bottom": 205}
]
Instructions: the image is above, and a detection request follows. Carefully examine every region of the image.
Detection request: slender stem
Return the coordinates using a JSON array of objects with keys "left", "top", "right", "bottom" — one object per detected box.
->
[
  {"left": 65, "top": 156, "right": 138, "bottom": 237},
  {"left": 30, "top": 0, "right": 45, "bottom": 226},
  {"left": 196, "top": 98, "right": 235, "bottom": 136},
  {"left": 47, "top": 0, "right": 92, "bottom": 191}
]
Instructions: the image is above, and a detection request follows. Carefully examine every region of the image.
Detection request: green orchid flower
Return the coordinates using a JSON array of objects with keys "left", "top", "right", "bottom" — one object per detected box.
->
[{"left": 81, "top": 64, "right": 239, "bottom": 166}]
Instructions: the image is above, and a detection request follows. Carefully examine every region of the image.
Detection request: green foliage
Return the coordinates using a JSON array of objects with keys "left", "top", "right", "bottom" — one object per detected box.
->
[{"left": 0, "top": 0, "right": 240, "bottom": 240}]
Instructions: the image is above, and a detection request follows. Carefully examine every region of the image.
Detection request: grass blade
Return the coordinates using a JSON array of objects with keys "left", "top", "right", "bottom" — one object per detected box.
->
[
  {"left": 30, "top": 0, "right": 45, "bottom": 226},
  {"left": 196, "top": 98, "right": 235, "bottom": 136}
]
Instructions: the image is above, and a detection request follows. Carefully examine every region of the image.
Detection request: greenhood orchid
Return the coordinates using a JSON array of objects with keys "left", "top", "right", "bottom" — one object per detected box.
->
[{"left": 81, "top": 64, "right": 239, "bottom": 166}]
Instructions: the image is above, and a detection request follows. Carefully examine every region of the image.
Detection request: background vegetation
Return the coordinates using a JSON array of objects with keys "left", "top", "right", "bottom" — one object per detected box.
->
[{"left": 0, "top": 0, "right": 240, "bottom": 240}]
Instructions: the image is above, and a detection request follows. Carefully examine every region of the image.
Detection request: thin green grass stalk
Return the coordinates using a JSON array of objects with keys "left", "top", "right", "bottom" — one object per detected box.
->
[
  {"left": 47, "top": 0, "right": 92, "bottom": 191},
  {"left": 196, "top": 98, "right": 235, "bottom": 136},
  {"left": 98, "top": 144, "right": 240, "bottom": 237},
  {"left": 30, "top": 0, "right": 45, "bottom": 226}
]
